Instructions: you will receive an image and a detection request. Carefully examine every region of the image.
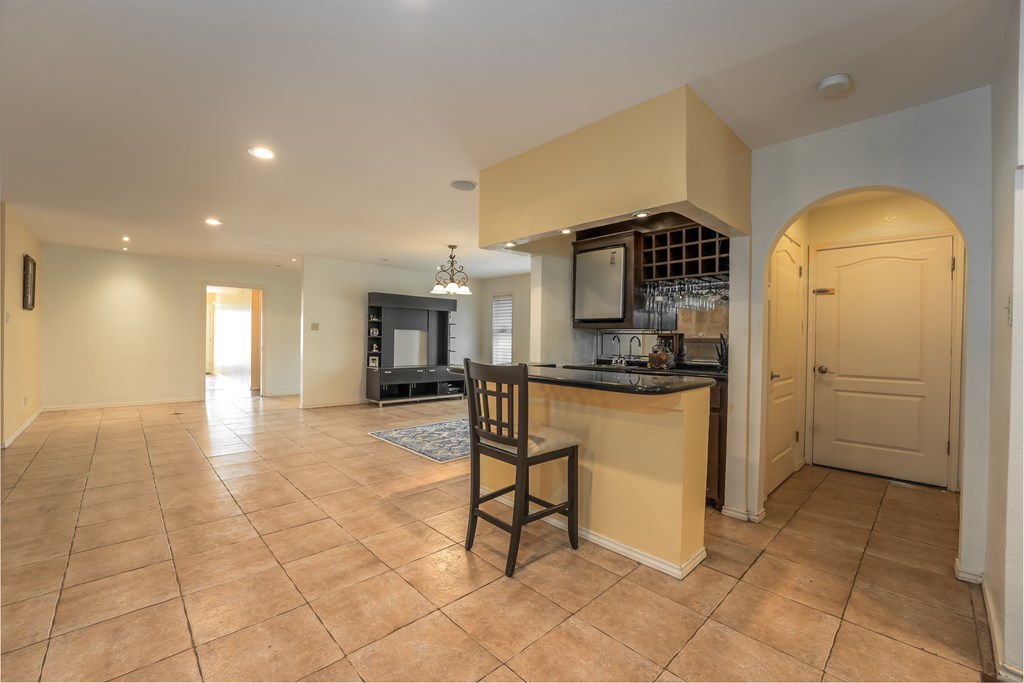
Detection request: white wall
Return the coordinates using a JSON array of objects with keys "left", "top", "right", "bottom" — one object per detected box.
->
[
  {"left": 986, "top": 2, "right": 1023, "bottom": 677},
  {"left": 40, "top": 243, "right": 301, "bottom": 407},
  {"left": 734, "top": 89, "right": 994, "bottom": 582},
  {"left": 529, "top": 253, "right": 596, "bottom": 365},
  {"left": 475, "top": 274, "right": 530, "bottom": 364},
  {"left": 300, "top": 255, "right": 479, "bottom": 408}
]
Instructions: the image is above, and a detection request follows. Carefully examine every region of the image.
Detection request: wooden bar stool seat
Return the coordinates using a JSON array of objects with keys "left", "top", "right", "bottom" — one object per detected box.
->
[{"left": 463, "top": 359, "right": 579, "bottom": 577}]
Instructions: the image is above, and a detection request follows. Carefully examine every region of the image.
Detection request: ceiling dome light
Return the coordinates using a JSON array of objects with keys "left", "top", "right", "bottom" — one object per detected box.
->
[
  {"left": 121, "top": 236, "right": 130, "bottom": 242},
  {"left": 450, "top": 180, "right": 478, "bottom": 191},
  {"left": 560, "top": 229, "right": 572, "bottom": 234},
  {"left": 632, "top": 211, "right": 650, "bottom": 218},
  {"left": 205, "top": 218, "right": 223, "bottom": 226},
  {"left": 505, "top": 242, "right": 516, "bottom": 248},
  {"left": 121, "top": 247, "right": 128, "bottom": 251},
  {"left": 248, "top": 146, "right": 275, "bottom": 160},
  {"left": 816, "top": 73, "right": 852, "bottom": 99}
]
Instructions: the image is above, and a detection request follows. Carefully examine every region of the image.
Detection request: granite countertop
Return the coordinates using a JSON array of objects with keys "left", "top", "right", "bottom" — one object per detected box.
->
[
  {"left": 561, "top": 363, "right": 728, "bottom": 381},
  {"left": 521, "top": 365, "right": 715, "bottom": 394}
]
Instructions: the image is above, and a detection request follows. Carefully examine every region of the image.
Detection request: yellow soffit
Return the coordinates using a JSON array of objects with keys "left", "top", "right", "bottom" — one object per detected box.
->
[{"left": 479, "top": 85, "right": 751, "bottom": 249}]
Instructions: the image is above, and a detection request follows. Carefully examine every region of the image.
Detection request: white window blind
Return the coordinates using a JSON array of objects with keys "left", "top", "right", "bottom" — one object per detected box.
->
[{"left": 492, "top": 295, "right": 513, "bottom": 365}]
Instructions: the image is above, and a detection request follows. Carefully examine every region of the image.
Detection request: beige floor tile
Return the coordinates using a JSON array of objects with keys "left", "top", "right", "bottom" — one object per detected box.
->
[
  {"left": 470, "top": 526, "right": 565, "bottom": 572},
  {"left": 367, "top": 474, "right": 435, "bottom": 500},
  {"left": 167, "top": 515, "right": 258, "bottom": 558},
  {"left": 42, "top": 599, "right": 192, "bottom": 681},
  {"left": 155, "top": 469, "right": 223, "bottom": 493},
  {"left": 764, "top": 528, "right": 863, "bottom": 580},
  {"left": 210, "top": 460, "right": 275, "bottom": 480},
  {"left": 865, "top": 530, "right": 958, "bottom": 575},
  {"left": 857, "top": 553, "right": 972, "bottom": 617},
  {"left": 313, "top": 487, "right": 382, "bottom": 519},
  {"left": 247, "top": 499, "right": 328, "bottom": 535},
  {"left": 742, "top": 553, "right": 852, "bottom": 617},
  {"left": 1, "top": 591, "right": 57, "bottom": 653},
  {"left": 480, "top": 664, "right": 524, "bottom": 682},
  {"left": 514, "top": 548, "right": 619, "bottom": 611},
  {"left": 156, "top": 480, "right": 231, "bottom": 509},
  {"left": 767, "top": 478, "right": 818, "bottom": 507},
  {"left": 577, "top": 579, "right": 704, "bottom": 667},
  {"left": 1, "top": 556, "right": 67, "bottom": 605},
  {"left": 508, "top": 616, "right": 662, "bottom": 682},
  {"left": 335, "top": 501, "right": 417, "bottom": 539},
  {"left": 826, "top": 621, "right": 979, "bottom": 682},
  {"left": 761, "top": 499, "right": 800, "bottom": 528},
  {"left": 76, "top": 492, "right": 160, "bottom": 527},
  {"left": 667, "top": 619, "right": 822, "bottom": 682},
  {"left": 284, "top": 542, "right": 389, "bottom": 600},
  {"left": 53, "top": 561, "right": 180, "bottom": 635},
  {"left": 704, "top": 513, "right": 779, "bottom": 549},
  {"left": 196, "top": 606, "right": 343, "bottom": 682},
  {"left": 289, "top": 472, "right": 362, "bottom": 498},
  {"left": 362, "top": 520, "right": 454, "bottom": 568},
  {"left": 702, "top": 533, "right": 761, "bottom": 578},
  {"left": 627, "top": 565, "right": 737, "bottom": 616},
  {"left": 881, "top": 484, "right": 959, "bottom": 517},
  {"left": 300, "top": 657, "right": 363, "bottom": 682},
  {"left": 263, "top": 518, "right": 354, "bottom": 563},
  {"left": 72, "top": 511, "right": 165, "bottom": 553},
  {"left": 0, "top": 530, "right": 74, "bottom": 570},
  {"left": 183, "top": 565, "right": 305, "bottom": 644},
  {"left": 784, "top": 510, "right": 871, "bottom": 550},
  {"left": 396, "top": 545, "right": 503, "bottom": 607},
  {"left": 873, "top": 511, "right": 959, "bottom": 550},
  {"left": 173, "top": 536, "right": 278, "bottom": 594},
  {"left": 712, "top": 581, "right": 840, "bottom": 668},
  {"left": 349, "top": 611, "right": 500, "bottom": 682},
  {"left": 112, "top": 650, "right": 202, "bottom": 682},
  {"left": 393, "top": 488, "right": 465, "bottom": 519},
  {"left": 443, "top": 578, "right": 570, "bottom": 661},
  {"left": 789, "top": 465, "right": 831, "bottom": 485},
  {"left": 162, "top": 496, "right": 244, "bottom": 532},
  {"left": 423, "top": 506, "right": 475, "bottom": 541},
  {"left": 570, "top": 540, "right": 639, "bottom": 576},
  {"left": 811, "top": 480, "right": 887, "bottom": 511},
  {"left": 798, "top": 497, "right": 878, "bottom": 529},
  {"left": 0, "top": 641, "right": 47, "bottom": 682},
  {"left": 0, "top": 507, "right": 78, "bottom": 544},
  {"left": 223, "top": 471, "right": 307, "bottom": 513},
  {"left": 311, "top": 571, "right": 434, "bottom": 653},
  {"left": 844, "top": 584, "right": 980, "bottom": 669}
]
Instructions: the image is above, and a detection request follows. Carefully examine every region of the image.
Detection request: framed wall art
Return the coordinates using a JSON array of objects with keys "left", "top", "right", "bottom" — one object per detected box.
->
[{"left": 23, "top": 254, "right": 36, "bottom": 310}]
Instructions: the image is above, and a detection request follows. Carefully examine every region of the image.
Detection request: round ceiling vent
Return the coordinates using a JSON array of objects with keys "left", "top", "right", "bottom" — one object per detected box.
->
[
  {"left": 450, "top": 179, "right": 478, "bottom": 191},
  {"left": 816, "top": 74, "right": 853, "bottom": 99}
]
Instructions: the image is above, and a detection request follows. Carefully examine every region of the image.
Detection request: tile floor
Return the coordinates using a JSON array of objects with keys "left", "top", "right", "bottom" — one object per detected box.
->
[{"left": 0, "top": 383, "right": 995, "bottom": 681}]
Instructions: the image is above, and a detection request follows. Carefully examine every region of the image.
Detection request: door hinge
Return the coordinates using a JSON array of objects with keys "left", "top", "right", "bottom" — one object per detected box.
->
[
  {"left": 799, "top": 266, "right": 803, "bottom": 278},
  {"left": 951, "top": 256, "right": 956, "bottom": 278},
  {"left": 795, "top": 430, "right": 800, "bottom": 443},
  {"left": 946, "top": 440, "right": 951, "bottom": 455}
]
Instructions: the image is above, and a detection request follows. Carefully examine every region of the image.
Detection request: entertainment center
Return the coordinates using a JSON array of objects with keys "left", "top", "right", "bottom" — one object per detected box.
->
[{"left": 365, "top": 292, "right": 465, "bottom": 406}]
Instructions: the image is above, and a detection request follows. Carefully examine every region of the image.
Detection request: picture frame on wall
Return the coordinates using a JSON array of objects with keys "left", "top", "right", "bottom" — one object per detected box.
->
[
  {"left": 22, "top": 254, "right": 36, "bottom": 310},
  {"left": 368, "top": 356, "right": 379, "bottom": 367}
]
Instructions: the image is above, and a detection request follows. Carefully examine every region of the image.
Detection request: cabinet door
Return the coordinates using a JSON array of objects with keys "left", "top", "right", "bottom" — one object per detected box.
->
[
  {"left": 381, "top": 368, "right": 425, "bottom": 384},
  {"left": 706, "top": 412, "right": 721, "bottom": 499}
]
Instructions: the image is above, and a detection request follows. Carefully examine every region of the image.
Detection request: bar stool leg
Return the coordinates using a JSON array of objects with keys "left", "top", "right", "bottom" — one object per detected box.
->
[
  {"left": 568, "top": 447, "right": 579, "bottom": 549},
  {"left": 505, "top": 466, "right": 529, "bottom": 577},
  {"left": 465, "top": 450, "right": 480, "bottom": 550}
]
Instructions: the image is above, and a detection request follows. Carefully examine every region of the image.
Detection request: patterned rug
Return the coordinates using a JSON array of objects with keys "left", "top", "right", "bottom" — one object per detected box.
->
[{"left": 369, "top": 418, "right": 471, "bottom": 463}]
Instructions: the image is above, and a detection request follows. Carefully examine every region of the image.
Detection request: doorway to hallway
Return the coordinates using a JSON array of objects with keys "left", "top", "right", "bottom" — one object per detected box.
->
[{"left": 205, "top": 285, "right": 263, "bottom": 399}]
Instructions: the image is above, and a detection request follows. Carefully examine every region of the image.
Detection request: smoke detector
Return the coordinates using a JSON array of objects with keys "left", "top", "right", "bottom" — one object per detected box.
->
[{"left": 816, "top": 73, "right": 852, "bottom": 99}]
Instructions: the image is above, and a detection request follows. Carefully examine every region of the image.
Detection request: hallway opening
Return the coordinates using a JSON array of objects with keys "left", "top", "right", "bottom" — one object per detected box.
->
[{"left": 205, "top": 285, "right": 263, "bottom": 399}]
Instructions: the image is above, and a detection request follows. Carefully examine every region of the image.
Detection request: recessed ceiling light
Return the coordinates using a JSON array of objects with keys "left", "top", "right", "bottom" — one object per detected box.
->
[
  {"left": 291, "top": 258, "right": 297, "bottom": 262},
  {"left": 121, "top": 247, "right": 128, "bottom": 251},
  {"left": 121, "top": 236, "right": 130, "bottom": 242},
  {"left": 632, "top": 211, "right": 650, "bottom": 218},
  {"left": 205, "top": 218, "right": 223, "bottom": 226},
  {"left": 450, "top": 180, "right": 478, "bottom": 191},
  {"left": 505, "top": 242, "right": 516, "bottom": 247},
  {"left": 560, "top": 229, "right": 572, "bottom": 234},
  {"left": 248, "top": 146, "right": 275, "bottom": 160},
  {"left": 816, "top": 73, "right": 852, "bottom": 98}
]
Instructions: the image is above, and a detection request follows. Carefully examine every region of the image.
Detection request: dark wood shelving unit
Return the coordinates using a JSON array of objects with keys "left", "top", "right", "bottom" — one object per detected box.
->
[{"left": 641, "top": 225, "right": 730, "bottom": 281}]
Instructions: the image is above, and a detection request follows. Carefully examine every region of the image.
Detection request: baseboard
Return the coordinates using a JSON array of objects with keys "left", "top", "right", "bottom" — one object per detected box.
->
[
  {"left": 42, "top": 396, "right": 202, "bottom": 412},
  {"left": 299, "top": 399, "right": 372, "bottom": 409},
  {"left": 481, "top": 486, "right": 705, "bottom": 579},
  {"left": 721, "top": 505, "right": 765, "bottom": 522},
  {"left": 2, "top": 408, "right": 42, "bottom": 448},
  {"left": 955, "top": 558, "right": 984, "bottom": 584},
  {"left": 982, "top": 580, "right": 1023, "bottom": 681}
]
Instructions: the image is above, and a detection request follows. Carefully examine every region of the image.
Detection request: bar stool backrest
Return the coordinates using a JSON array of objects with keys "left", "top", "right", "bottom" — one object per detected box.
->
[{"left": 463, "top": 359, "right": 530, "bottom": 463}]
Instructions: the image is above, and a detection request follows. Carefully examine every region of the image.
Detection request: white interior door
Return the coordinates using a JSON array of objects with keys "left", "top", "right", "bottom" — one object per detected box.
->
[
  {"left": 811, "top": 236, "right": 954, "bottom": 486},
  {"left": 765, "top": 235, "right": 806, "bottom": 495},
  {"left": 205, "top": 303, "right": 215, "bottom": 374}
]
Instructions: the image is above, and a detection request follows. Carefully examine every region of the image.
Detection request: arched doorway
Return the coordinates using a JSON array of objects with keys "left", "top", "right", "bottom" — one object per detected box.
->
[{"left": 761, "top": 188, "right": 965, "bottom": 497}]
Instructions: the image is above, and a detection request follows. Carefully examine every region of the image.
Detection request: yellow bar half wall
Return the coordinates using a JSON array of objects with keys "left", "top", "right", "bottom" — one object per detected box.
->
[{"left": 479, "top": 86, "right": 751, "bottom": 248}]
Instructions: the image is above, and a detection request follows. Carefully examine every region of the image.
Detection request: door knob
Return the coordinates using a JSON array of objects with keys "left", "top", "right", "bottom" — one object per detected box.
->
[
  {"left": 817, "top": 365, "right": 834, "bottom": 375},
  {"left": 770, "top": 371, "right": 781, "bottom": 380}
]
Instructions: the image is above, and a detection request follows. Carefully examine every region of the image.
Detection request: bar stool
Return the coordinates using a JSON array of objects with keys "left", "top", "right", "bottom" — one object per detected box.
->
[{"left": 463, "top": 359, "right": 579, "bottom": 577}]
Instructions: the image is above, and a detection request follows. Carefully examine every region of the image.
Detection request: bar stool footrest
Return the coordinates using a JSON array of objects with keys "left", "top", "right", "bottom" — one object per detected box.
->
[
  {"left": 475, "top": 509, "right": 513, "bottom": 533},
  {"left": 479, "top": 484, "right": 516, "bottom": 504}
]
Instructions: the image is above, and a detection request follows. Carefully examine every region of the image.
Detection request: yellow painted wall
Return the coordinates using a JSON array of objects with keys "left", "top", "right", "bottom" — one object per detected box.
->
[
  {"left": 2, "top": 204, "right": 42, "bottom": 445},
  {"left": 479, "top": 86, "right": 751, "bottom": 248},
  {"left": 803, "top": 192, "right": 958, "bottom": 245}
]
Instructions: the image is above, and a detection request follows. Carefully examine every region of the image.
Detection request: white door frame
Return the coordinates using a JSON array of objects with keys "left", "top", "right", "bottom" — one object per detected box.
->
[
  {"left": 202, "top": 282, "right": 266, "bottom": 398},
  {"left": 800, "top": 232, "right": 966, "bottom": 491}
]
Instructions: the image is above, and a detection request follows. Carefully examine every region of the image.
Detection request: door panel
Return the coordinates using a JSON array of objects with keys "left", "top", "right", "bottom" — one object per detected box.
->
[
  {"left": 765, "top": 235, "right": 805, "bottom": 495},
  {"left": 812, "top": 236, "right": 953, "bottom": 486}
]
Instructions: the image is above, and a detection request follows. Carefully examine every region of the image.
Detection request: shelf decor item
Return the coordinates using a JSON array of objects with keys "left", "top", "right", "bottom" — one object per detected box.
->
[
  {"left": 368, "top": 356, "right": 379, "bottom": 367},
  {"left": 430, "top": 245, "right": 472, "bottom": 295},
  {"left": 22, "top": 254, "right": 36, "bottom": 310}
]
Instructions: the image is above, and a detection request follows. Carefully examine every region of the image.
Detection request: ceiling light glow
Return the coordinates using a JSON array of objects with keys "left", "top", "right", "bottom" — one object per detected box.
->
[
  {"left": 205, "top": 218, "right": 223, "bottom": 226},
  {"left": 248, "top": 146, "right": 275, "bottom": 159},
  {"left": 121, "top": 236, "right": 130, "bottom": 242},
  {"left": 632, "top": 211, "right": 650, "bottom": 218},
  {"left": 121, "top": 247, "right": 128, "bottom": 251},
  {"left": 505, "top": 242, "right": 516, "bottom": 247},
  {"left": 560, "top": 229, "right": 572, "bottom": 234}
]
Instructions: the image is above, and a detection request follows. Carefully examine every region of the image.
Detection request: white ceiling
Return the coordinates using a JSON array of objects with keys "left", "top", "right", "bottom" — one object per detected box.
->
[{"left": 0, "top": 0, "right": 1011, "bottom": 278}]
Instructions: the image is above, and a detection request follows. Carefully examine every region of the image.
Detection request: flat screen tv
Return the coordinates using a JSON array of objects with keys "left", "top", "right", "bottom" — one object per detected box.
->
[{"left": 393, "top": 329, "right": 428, "bottom": 366}]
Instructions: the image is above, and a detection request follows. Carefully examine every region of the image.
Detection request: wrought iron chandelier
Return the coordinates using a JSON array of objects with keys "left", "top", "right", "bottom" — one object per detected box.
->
[{"left": 430, "top": 244, "right": 472, "bottom": 295}]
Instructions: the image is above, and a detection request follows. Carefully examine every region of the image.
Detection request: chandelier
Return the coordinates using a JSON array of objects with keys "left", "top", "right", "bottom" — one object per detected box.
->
[{"left": 430, "top": 245, "right": 472, "bottom": 295}]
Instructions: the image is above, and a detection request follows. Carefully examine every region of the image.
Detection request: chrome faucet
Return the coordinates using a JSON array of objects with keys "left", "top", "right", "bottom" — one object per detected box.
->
[
  {"left": 610, "top": 335, "right": 622, "bottom": 364},
  {"left": 629, "top": 335, "right": 641, "bottom": 361}
]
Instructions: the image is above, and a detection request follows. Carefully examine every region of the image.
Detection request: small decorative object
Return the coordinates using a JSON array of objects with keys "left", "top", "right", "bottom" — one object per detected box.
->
[
  {"left": 648, "top": 342, "right": 671, "bottom": 370},
  {"left": 430, "top": 245, "right": 472, "bottom": 295},
  {"left": 369, "top": 327, "right": 380, "bottom": 337},
  {"left": 371, "top": 342, "right": 379, "bottom": 352},
  {"left": 22, "top": 255, "right": 36, "bottom": 310},
  {"left": 368, "top": 356, "right": 379, "bottom": 367}
]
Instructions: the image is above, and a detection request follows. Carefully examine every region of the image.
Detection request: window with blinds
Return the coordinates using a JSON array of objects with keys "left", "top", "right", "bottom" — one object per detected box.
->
[{"left": 491, "top": 295, "right": 513, "bottom": 365}]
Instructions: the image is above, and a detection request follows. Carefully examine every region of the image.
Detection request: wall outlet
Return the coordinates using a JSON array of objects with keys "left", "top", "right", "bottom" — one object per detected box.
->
[{"left": 310, "top": 322, "right": 320, "bottom": 331}]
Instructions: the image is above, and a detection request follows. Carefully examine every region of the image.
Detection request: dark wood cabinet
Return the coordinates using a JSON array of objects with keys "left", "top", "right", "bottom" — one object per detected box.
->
[
  {"left": 706, "top": 380, "right": 728, "bottom": 510},
  {"left": 365, "top": 292, "right": 465, "bottom": 406}
]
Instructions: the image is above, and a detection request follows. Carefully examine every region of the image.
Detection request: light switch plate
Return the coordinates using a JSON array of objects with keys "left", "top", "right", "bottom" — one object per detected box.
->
[{"left": 310, "top": 322, "right": 320, "bottom": 331}]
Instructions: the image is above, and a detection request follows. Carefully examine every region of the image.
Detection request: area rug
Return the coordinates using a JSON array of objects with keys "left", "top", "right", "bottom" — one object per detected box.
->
[{"left": 369, "top": 418, "right": 471, "bottom": 463}]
